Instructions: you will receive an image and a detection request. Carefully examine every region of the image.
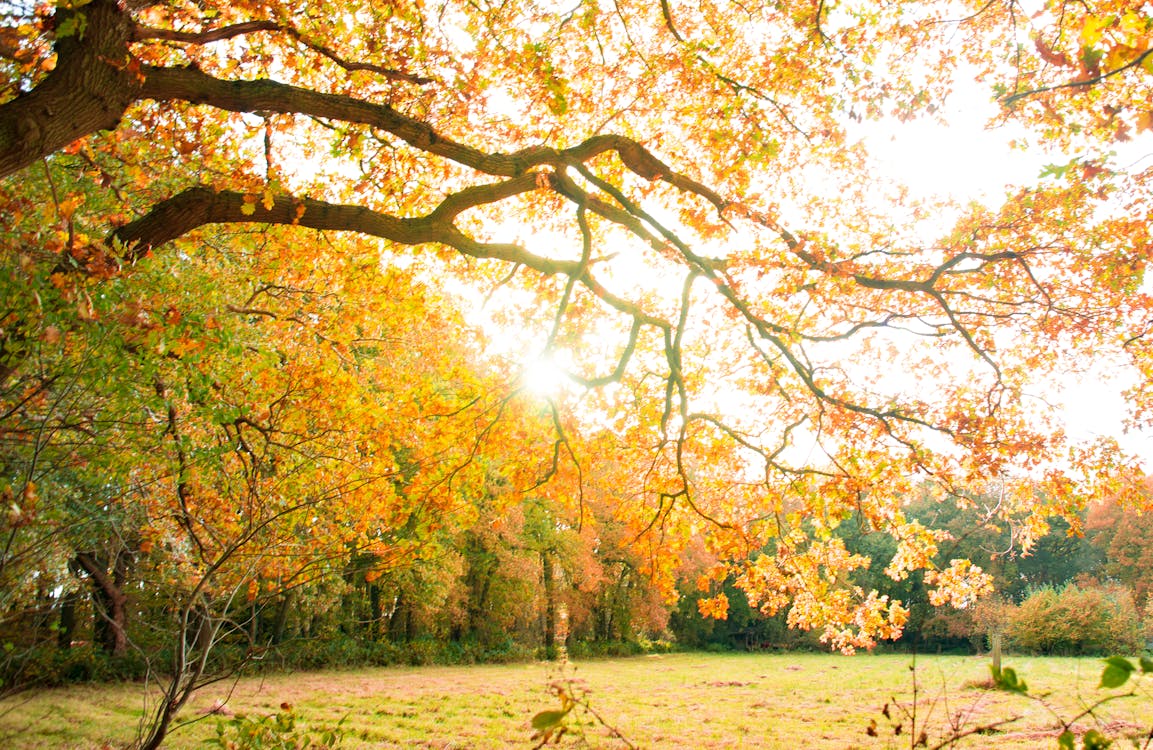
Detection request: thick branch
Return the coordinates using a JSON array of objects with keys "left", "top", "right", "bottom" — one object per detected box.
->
[
  {"left": 111, "top": 181, "right": 551, "bottom": 265},
  {"left": 133, "top": 20, "right": 280, "bottom": 45},
  {"left": 109, "top": 181, "right": 673, "bottom": 337},
  {"left": 1003, "top": 48, "right": 1153, "bottom": 106},
  {"left": 73, "top": 551, "right": 128, "bottom": 608},
  {"left": 139, "top": 65, "right": 726, "bottom": 208}
]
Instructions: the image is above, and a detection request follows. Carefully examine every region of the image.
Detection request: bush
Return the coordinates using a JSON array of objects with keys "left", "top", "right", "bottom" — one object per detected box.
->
[
  {"left": 1007, "top": 583, "right": 1142, "bottom": 655},
  {"left": 0, "top": 645, "right": 151, "bottom": 691}
]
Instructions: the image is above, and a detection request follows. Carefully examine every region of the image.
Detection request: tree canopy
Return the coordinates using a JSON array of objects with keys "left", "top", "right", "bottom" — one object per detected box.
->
[{"left": 2, "top": 0, "right": 1152, "bottom": 677}]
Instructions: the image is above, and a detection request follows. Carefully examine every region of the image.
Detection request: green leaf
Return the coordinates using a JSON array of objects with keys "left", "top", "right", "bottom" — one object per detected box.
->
[
  {"left": 991, "top": 664, "right": 1028, "bottom": 694},
  {"left": 1139, "top": 656, "right": 1153, "bottom": 674},
  {"left": 531, "top": 709, "right": 568, "bottom": 731},
  {"left": 1039, "top": 161, "right": 1075, "bottom": 180},
  {"left": 1099, "top": 657, "right": 1136, "bottom": 689},
  {"left": 1057, "top": 730, "right": 1075, "bottom": 750},
  {"left": 1082, "top": 728, "right": 1113, "bottom": 749},
  {"left": 56, "top": 12, "right": 87, "bottom": 40}
]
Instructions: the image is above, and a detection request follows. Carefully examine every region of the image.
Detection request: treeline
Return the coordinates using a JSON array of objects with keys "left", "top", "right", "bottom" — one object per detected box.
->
[
  {"left": 676, "top": 488, "right": 1153, "bottom": 656},
  {"left": 5, "top": 484, "right": 1152, "bottom": 691},
  {"left": 0, "top": 486, "right": 677, "bottom": 689}
]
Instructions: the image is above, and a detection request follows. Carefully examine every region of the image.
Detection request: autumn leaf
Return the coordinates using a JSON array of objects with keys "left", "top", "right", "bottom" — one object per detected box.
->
[
  {"left": 1081, "top": 14, "right": 1111, "bottom": 47},
  {"left": 1033, "top": 37, "right": 1073, "bottom": 69},
  {"left": 698, "top": 593, "right": 729, "bottom": 620}
]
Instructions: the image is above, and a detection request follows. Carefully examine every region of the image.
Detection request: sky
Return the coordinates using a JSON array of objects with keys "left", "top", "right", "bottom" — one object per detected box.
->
[
  {"left": 467, "top": 58, "right": 1153, "bottom": 468},
  {"left": 855, "top": 84, "right": 1153, "bottom": 462}
]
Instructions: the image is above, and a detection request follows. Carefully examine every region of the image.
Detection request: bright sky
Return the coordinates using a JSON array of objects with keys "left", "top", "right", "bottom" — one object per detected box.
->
[
  {"left": 855, "top": 86, "right": 1152, "bottom": 462},
  {"left": 476, "top": 63, "right": 1153, "bottom": 467}
]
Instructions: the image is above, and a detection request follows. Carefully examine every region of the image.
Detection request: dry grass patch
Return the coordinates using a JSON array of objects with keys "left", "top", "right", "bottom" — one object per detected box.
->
[{"left": 0, "top": 653, "right": 1149, "bottom": 748}]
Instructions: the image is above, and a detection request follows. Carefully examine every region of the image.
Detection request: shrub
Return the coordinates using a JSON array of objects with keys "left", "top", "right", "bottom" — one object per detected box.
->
[
  {"left": 1007, "top": 583, "right": 1141, "bottom": 655},
  {"left": 0, "top": 644, "right": 151, "bottom": 691}
]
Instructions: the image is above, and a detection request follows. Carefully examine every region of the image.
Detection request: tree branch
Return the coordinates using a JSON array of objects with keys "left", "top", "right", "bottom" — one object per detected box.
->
[
  {"left": 133, "top": 20, "right": 281, "bottom": 45},
  {"left": 133, "top": 20, "right": 433, "bottom": 84},
  {"left": 1003, "top": 47, "right": 1153, "bottom": 106}
]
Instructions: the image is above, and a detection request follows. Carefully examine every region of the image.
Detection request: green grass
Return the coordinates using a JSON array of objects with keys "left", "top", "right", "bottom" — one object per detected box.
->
[{"left": 1, "top": 652, "right": 1150, "bottom": 748}]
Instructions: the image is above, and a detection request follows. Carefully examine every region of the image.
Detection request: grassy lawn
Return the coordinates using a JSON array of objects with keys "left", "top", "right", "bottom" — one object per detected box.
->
[{"left": 0, "top": 652, "right": 1150, "bottom": 748}]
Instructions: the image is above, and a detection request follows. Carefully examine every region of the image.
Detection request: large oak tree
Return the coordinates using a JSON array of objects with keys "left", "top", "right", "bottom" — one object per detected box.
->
[{"left": 2, "top": 0, "right": 1152, "bottom": 670}]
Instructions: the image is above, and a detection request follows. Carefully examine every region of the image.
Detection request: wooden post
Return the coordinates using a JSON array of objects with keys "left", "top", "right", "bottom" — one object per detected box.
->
[{"left": 990, "top": 632, "right": 1002, "bottom": 674}]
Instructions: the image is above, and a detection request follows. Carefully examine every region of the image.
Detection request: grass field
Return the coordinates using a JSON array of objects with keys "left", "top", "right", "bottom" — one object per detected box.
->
[{"left": 0, "top": 652, "right": 1150, "bottom": 748}]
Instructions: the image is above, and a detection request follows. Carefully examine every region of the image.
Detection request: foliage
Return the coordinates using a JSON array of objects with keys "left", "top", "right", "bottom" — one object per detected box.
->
[
  {"left": 0, "top": 644, "right": 148, "bottom": 689},
  {"left": 4, "top": 0, "right": 1153, "bottom": 740},
  {"left": 1086, "top": 494, "right": 1153, "bottom": 608},
  {"left": 208, "top": 703, "right": 346, "bottom": 750},
  {"left": 1005, "top": 584, "right": 1143, "bottom": 656}
]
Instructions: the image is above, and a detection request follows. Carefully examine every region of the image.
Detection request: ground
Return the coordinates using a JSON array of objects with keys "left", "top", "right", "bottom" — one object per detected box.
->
[{"left": 1, "top": 652, "right": 1149, "bottom": 748}]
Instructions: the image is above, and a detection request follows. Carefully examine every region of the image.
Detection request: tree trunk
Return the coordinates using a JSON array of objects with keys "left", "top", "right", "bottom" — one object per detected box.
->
[
  {"left": 388, "top": 591, "right": 408, "bottom": 642},
  {"left": 368, "top": 583, "right": 383, "bottom": 640},
  {"left": 57, "top": 590, "right": 79, "bottom": 650},
  {"left": 74, "top": 550, "right": 130, "bottom": 657},
  {"left": 541, "top": 549, "right": 557, "bottom": 656},
  {"left": 0, "top": 0, "right": 139, "bottom": 178},
  {"left": 271, "top": 591, "right": 293, "bottom": 645}
]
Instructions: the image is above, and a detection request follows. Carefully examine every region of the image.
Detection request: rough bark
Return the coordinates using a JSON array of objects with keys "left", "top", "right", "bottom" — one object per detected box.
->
[
  {"left": 110, "top": 182, "right": 564, "bottom": 269},
  {"left": 0, "top": 0, "right": 139, "bottom": 177}
]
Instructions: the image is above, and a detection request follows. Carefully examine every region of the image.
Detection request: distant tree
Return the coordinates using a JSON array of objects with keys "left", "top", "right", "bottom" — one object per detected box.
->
[{"left": 1087, "top": 494, "right": 1153, "bottom": 609}]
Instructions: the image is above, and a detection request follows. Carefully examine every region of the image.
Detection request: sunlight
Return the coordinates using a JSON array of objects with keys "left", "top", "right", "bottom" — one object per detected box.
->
[
  {"left": 520, "top": 352, "right": 567, "bottom": 396},
  {"left": 854, "top": 79, "right": 1041, "bottom": 204}
]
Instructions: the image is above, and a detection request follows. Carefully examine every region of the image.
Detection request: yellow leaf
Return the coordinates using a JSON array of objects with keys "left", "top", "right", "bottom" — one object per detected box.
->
[
  {"left": 1105, "top": 44, "right": 1137, "bottom": 71},
  {"left": 262, "top": 187, "right": 275, "bottom": 211},
  {"left": 1119, "top": 11, "right": 1145, "bottom": 37},
  {"left": 1081, "top": 15, "right": 1111, "bottom": 47},
  {"left": 697, "top": 592, "right": 729, "bottom": 619},
  {"left": 57, "top": 195, "right": 83, "bottom": 221},
  {"left": 1137, "top": 111, "right": 1153, "bottom": 132}
]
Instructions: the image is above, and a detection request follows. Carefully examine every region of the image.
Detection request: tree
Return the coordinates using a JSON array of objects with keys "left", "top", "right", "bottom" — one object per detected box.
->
[
  {"left": 3, "top": 0, "right": 1151, "bottom": 666},
  {"left": 1087, "top": 484, "right": 1153, "bottom": 609}
]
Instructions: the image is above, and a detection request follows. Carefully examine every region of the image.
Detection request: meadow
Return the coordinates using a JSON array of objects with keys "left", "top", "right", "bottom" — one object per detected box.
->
[{"left": 0, "top": 652, "right": 1149, "bottom": 748}]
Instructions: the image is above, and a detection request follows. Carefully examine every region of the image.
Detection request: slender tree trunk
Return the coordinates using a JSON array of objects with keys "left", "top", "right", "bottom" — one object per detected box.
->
[
  {"left": 389, "top": 591, "right": 408, "bottom": 642},
  {"left": 368, "top": 583, "right": 382, "bottom": 640},
  {"left": 541, "top": 549, "right": 556, "bottom": 656},
  {"left": 57, "top": 590, "right": 79, "bottom": 650},
  {"left": 271, "top": 591, "right": 293, "bottom": 645},
  {"left": 139, "top": 601, "right": 218, "bottom": 750}
]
